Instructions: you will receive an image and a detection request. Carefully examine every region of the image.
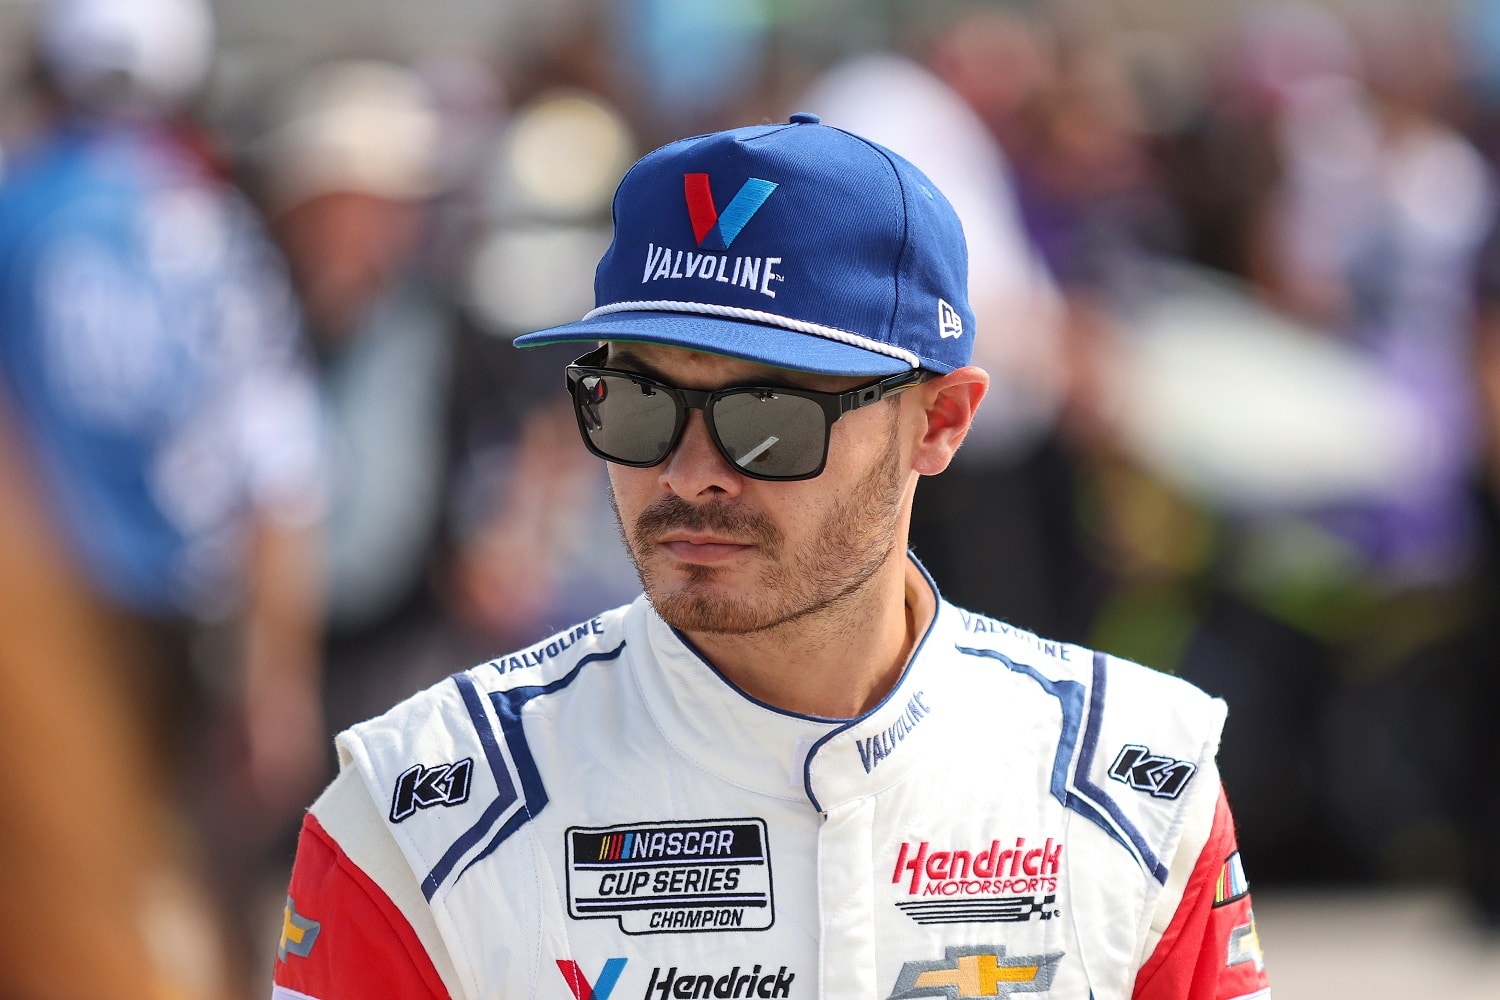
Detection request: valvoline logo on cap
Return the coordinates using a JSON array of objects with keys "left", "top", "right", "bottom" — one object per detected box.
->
[
  {"left": 516, "top": 117, "right": 978, "bottom": 377},
  {"left": 683, "top": 174, "right": 778, "bottom": 250},
  {"left": 640, "top": 173, "right": 787, "bottom": 299}
]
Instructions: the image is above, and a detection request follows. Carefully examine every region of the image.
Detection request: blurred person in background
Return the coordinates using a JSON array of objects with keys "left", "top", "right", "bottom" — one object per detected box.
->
[
  {"left": 1016, "top": 3, "right": 1325, "bottom": 887},
  {"left": 0, "top": 0, "right": 327, "bottom": 996},
  {"left": 445, "top": 83, "right": 643, "bottom": 656},
  {"left": 1465, "top": 193, "right": 1500, "bottom": 928},
  {"left": 870, "top": 4, "right": 1202, "bottom": 660},
  {"left": 1222, "top": 0, "right": 1497, "bottom": 899},
  {"left": 798, "top": 11, "right": 1077, "bottom": 643},
  {"left": 800, "top": 6, "right": 1307, "bottom": 894},
  {"left": 916, "top": 5, "right": 1311, "bottom": 886},
  {"left": 252, "top": 59, "right": 462, "bottom": 734},
  {"left": 0, "top": 396, "right": 173, "bottom": 999},
  {"left": 1102, "top": 0, "right": 1364, "bottom": 888},
  {"left": 250, "top": 61, "right": 640, "bottom": 744},
  {"left": 1047, "top": 0, "right": 1500, "bottom": 913},
  {"left": 602, "top": 0, "right": 771, "bottom": 140},
  {"left": 1460, "top": 0, "right": 1500, "bottom": 930},
  {"left": 1254, "top": 1, "right": 1490, "bottom": 585},
  {"left": 887, "top": 4, "right": 1217, "bottom": 696},
  {"left": 875, "top": 0, "right": 1500, "bottom": 911}
]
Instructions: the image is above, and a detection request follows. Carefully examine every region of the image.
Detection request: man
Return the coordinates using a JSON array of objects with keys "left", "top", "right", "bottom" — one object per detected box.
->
[{"left": 273, "top": 115, "right": 1269, "bottom": 1000}]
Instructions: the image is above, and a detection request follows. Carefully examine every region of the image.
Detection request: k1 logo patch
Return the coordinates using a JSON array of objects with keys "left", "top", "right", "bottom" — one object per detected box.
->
[
  {"left": 565, "top": 818, "right": 774, "bottom": 934},
  {"left": 1108, "top": 744, "right": 1195, "bottom": 800},
  {"left": 888, "top": 946, "right": 1063, "bottom": 999},
  {"left": 389, "top": 758, "right": 473, "bottom": 822}
]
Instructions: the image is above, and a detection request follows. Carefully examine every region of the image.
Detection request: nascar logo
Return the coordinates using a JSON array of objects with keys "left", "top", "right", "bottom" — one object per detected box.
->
[
  {"left": 565, "top": 819, "right": 774, "bottom": 934},
  {"left": 1214, "top": 851, "right": 1250, "bottom": 907}
]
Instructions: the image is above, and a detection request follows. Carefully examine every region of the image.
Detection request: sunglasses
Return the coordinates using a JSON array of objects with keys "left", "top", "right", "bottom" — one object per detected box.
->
[{"left": 564, "top": 346, "right": 931, "bottom": 481}]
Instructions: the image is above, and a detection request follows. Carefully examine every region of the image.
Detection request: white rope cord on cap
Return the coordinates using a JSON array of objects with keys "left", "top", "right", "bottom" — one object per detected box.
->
[{"left": 581, "top": 299, "right": 920, "bottom": 368}]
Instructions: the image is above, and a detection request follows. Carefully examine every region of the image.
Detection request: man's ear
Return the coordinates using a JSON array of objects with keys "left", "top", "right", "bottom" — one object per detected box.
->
[{"left": 909, "top": 366, "right": 989, "bottom": 476}]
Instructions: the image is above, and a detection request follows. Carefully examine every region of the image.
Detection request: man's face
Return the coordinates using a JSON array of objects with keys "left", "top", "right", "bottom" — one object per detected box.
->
[
  {"left": 271, "top": 191, "right": 422, "bottom": 340},
  {"left": 601, "top": 342, "right": 916, "bottom": 636}
]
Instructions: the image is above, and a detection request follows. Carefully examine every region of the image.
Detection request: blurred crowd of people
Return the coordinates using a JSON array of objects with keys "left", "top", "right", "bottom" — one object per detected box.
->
[{"left": 4, "top": 0, "right": 1500, "bottom": 997}]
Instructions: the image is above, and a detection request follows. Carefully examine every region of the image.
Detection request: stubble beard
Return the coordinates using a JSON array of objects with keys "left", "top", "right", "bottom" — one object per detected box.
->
[{"left": 615, "top": 416, "right": 908, "bottom": 636}]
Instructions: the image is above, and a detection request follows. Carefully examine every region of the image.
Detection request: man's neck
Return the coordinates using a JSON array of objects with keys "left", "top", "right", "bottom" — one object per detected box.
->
[{"left": 680, "top": 556, "right": 937, "bottom": 719}]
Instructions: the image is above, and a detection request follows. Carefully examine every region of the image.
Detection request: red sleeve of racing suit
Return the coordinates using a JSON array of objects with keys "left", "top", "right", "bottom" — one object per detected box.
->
[
  {"left": 273, "top": 812, "right": 450, "bottom": 1000},
  {"left": 1131, "top": 787, "right": 1270, "bottom": 1000}
]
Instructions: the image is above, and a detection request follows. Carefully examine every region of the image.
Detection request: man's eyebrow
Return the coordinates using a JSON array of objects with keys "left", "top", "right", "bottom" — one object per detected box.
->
[
  {"left": 605, "top": 346, "right": 820, "bottom": 390},
  {"left": 602, "top": 346, "right": 657, "bottom": 375}
]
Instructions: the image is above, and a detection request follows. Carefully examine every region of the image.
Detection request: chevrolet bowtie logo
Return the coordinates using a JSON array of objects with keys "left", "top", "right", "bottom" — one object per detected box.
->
[
  {"left": 1228, "top": 910, "right": 1266, "bottom": 972},
  {"left": 278, "top": 896, "right": 321, "bottom": 962},
  {"left": 888, "top": 946, "right": 1063, "bottom": 999}
]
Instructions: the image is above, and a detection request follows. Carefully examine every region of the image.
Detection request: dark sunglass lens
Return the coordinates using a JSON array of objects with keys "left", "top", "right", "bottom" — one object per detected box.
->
[
  {"left": 712, "top": 390, "right": 826, "bottom": 478},
  {"left": 578, "top": 374, "right": 678, "bottom": 464}
]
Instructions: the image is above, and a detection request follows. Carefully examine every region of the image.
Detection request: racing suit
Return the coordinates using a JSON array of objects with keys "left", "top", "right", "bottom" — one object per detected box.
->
[{"left": 273, "top": 559, "right": 1270, "bottom": 1000}]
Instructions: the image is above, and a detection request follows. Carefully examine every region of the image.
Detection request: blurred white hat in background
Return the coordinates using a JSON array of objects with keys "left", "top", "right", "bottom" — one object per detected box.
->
[
  {"left": 257, "top": 59, "right": 441, "bottom": 212},
  {"left": 486, "top": 90, "right": 634, "bottom": 220},
  {"left": 39, "top": 0, "right": 214, "bottom": 117},
  {"left": 464, "top": 88, "right": 634, "bottom": 337}
]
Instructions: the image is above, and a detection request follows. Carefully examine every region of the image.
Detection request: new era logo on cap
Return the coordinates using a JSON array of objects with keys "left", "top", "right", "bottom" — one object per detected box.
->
[
  {"left": 938, "top": 299, "right": 963, "bottom": 339},
  {"left": 684, "top": 173, "right": 778, "bottom": 251}
]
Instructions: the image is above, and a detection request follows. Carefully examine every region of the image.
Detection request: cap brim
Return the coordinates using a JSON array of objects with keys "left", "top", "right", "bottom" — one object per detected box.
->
[{"left": 513, "top": 310, "right": 915, "bottom": 377}]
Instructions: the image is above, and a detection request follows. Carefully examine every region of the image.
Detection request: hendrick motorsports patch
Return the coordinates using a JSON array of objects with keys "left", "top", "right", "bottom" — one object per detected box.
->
[{"left": 565, "top": 818, "right": 774, "bottom": 934}]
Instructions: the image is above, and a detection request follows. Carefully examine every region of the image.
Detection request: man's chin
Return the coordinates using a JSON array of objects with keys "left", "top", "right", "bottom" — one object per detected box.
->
[{"left": 646, "top": 582, "right": 773, "bottom": 636}]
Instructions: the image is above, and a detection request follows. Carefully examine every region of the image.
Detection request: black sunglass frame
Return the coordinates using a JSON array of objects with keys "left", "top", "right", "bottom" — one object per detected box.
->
[{"left": 564, "top": 345, "right": 931, "bottom": 481}]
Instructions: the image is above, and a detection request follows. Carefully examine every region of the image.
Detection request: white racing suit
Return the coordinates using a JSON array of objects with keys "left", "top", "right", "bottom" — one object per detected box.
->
[{"left": 273, "top": 560, "right": 1270, "bottom": 1000}]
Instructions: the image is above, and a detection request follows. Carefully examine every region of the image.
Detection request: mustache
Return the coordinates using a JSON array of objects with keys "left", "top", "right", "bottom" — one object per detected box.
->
[{"left": 633, "top": 495, "right": 780, "bottom": 548}]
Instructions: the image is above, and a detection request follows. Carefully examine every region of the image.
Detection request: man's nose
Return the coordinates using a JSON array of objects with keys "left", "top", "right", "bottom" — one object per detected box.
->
[{"left": 657, "top": 408, "right": 744, "bottom": 500}]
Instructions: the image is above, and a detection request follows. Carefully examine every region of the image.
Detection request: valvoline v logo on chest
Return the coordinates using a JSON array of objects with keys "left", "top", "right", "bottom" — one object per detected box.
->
[{"left": 683, "top": 174, "right": 778, "bottom": 250}]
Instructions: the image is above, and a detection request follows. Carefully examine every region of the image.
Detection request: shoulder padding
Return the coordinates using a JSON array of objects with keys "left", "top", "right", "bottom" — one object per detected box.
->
[
  {"left": 307, "top": 769, "right": 463, "bottom": 998},
  {"left": 334, "top": 606, "right": 632, "bottom": 905},
  {"left": 951, "top": 607, "right": 1224, "bottom": 885},
  {"left": 1077, "top": 652, "right": 1225, "bottom": 885}
]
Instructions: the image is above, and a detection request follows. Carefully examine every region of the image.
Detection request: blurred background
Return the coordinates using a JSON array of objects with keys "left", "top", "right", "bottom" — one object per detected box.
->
[{"left": 0, "top": 0, "right": 1498, "bottom": 996}]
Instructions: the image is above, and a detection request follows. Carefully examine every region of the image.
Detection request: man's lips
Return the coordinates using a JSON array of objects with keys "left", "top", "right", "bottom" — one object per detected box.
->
[{"left": 654, "top": 534, "right": 756, "bottom": 564}]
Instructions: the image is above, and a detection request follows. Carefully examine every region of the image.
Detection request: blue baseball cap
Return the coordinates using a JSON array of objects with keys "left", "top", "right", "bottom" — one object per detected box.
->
[{"left": 512, "top": 113, "right": 975, "bottom": 376}]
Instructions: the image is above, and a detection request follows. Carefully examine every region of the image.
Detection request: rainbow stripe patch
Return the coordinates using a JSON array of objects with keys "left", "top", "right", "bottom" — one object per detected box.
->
[
  {"left": 596, "top": 832, "right": 636, "bottom": 861},
  {"left": 1213, "top": 851, "right": 1250, "bottom": 907}
]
